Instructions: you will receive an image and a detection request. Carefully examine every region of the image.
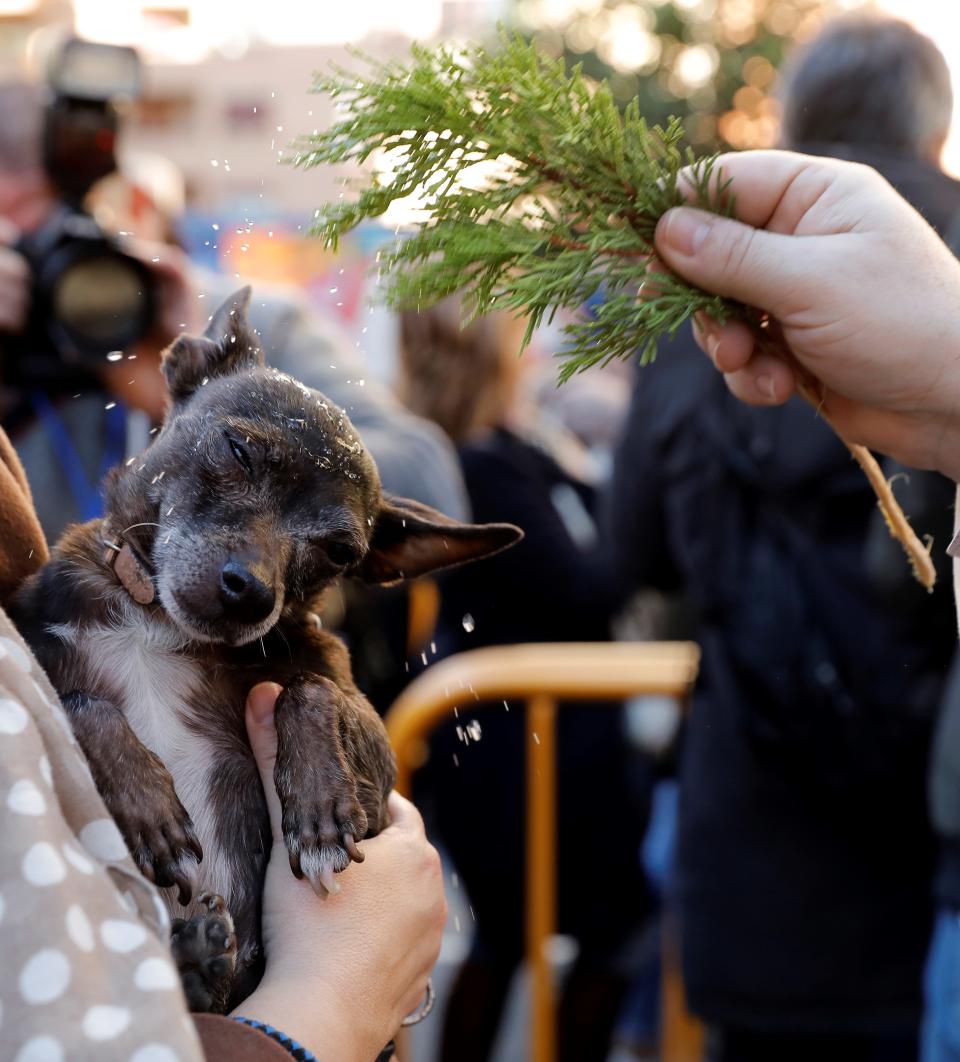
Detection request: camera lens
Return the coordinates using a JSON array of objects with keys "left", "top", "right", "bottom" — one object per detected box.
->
[{"left": 51, "top": 252, "right": 151, "bottom": 350}]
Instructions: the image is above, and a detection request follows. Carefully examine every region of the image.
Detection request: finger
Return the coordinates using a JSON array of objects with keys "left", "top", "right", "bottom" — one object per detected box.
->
[
  {"left": 384, "top": 791, "right": 425, "bottom": 835},
  {"left": 245, "top": 682, "right": 285, "bottom": 841},
  {"left": 675, "top": 150, "right": 842, "bottom": 229},
  {"left": 696, "top": 318, "right": 758, "bottom": 373},
  {"left": 655, "top": 207, "right": 802, "bottom": 316},
  {"left": 723, "top": 352, "right": 797, "bottom": 406}
]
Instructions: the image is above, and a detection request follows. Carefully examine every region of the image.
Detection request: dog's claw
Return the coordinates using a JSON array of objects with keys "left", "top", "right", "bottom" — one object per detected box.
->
[
  {"left": 172, "top": 867, "right": 194, "bottom": 907},
  {"left": 185, "top": 828, "right": 204, "bottom": 863},
  {"left": 308, "top": 874, "right": 330, "bottom": 900},
  {"left": 319, "top": 865, "right": 340, "bottom": 896},
  {"left": 343, "top": 832, "right": 364, "bottom": 864}
]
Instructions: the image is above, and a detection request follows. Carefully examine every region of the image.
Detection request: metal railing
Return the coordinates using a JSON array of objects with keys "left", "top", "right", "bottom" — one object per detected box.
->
[{"left": 385, "top": 641, "right": 701, "bottom": 1062}]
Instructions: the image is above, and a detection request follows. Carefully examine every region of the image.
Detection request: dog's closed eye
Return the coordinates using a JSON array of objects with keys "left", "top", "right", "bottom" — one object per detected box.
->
[{"left": 226, "top": 434, "right": 255, "bottom": 479}]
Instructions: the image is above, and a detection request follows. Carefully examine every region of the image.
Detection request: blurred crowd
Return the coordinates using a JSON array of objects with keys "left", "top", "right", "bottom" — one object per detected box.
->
[{"left": 2, "top": 9, "right": 960, "bottom": 1062}]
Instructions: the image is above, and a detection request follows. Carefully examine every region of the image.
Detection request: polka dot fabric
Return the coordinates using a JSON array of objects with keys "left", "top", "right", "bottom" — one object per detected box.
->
[{"left": 0, "top": 609, "right": 203, "bottom": 1061}]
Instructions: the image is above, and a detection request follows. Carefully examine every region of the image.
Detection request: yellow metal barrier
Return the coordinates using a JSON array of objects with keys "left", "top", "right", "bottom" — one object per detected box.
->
[{"left": 385, "top": 641, "right": 701, "bottom": 1062}]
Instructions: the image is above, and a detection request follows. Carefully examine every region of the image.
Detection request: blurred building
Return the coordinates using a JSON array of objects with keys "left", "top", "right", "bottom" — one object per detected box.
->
[{"left": 0, "top": 0, "right": 509, "bottom": 213}]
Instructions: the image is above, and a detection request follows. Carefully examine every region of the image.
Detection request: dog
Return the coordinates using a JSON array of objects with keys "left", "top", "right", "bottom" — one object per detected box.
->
[{"left": 11, "top": 287, "right": 521, "bottom": 1012}]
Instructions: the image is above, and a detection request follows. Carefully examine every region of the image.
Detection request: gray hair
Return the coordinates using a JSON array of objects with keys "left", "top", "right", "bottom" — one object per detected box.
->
[{"left": 779, "top": 15, "right": 953, "bottom": 160}]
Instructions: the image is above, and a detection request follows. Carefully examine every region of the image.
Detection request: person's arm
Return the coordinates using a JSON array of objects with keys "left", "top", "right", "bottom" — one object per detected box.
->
[
  {"left": 235, "top": 684, "right": 445, "bottom": 1061},
  {"left": 652, "top": 149, "right": 960, "bottom": 482},
  {"left": 0, "top": 631, "right": 443, "bottom": 1062}
]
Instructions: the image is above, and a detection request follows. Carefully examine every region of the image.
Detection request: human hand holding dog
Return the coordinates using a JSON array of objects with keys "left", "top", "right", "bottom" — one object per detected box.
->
[
  {"left": 236, "top": 682, "right": 446, "bottom": 1060},
  {"left": 654, "top": 150, "right": 960, "bottom": 483}
]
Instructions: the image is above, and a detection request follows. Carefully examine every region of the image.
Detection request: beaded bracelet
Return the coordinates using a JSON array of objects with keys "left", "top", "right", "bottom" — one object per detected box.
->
[
  {"left": 232, "top": 1016, "right": 318, "bottom": 1061},
  {"left": 232, "top": 1017, "right": 396, "bottom": 1062}
]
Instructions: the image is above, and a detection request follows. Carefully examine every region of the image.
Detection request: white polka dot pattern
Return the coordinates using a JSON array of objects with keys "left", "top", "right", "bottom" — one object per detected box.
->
[
  {"left": 130, "top": 1046, "right": 179, "bottom": 1062},
  {"left": 82, "top": 1005, "right": 132, "bottom": 1041},
  {"left": 61, "top": 842, "right": 95, "bottom": 875},
  {"left": 66, "top": 906, "right": 95, "bottom": 952},
  {"left": 0, "top": 635, "right": 32, "bottom": 672},
  {"left": 79, "top": 818, "right": 129, "bottom": 861},
  {"left": 14, "top": 1037, "right": 64, "bottom": 1062},
  {"left": 0, "top": 612, "right": 201, "bottom": 1062},
  {"left": 0, "top": 698, "right": 28, "bottom": 734},
  {"left": 22, "top": 843, "right": 66, "bottom": 886},
  {"left": 8, "top": 778, "right": 46, "bottom": 816},
  {"left": 19, "top": 950, "right": 71, "bottom": 1004},
  {"left": 101, "top": 919, "right": 148, "bottom": 954},
  {"left": 134, "top": 957, "right": 179, "bottom": 991}
]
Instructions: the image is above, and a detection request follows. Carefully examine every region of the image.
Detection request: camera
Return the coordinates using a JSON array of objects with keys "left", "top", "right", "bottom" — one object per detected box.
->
[{"left": 4, "top": 38, "right": 157, "bottom": 392}]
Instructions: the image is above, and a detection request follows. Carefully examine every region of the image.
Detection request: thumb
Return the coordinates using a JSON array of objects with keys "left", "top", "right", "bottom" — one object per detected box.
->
[
  {"left": 245, "top": 682, "right": 284, "bottom": 842},
  {"left": 655, "top": 207, "right": 798, "bottom": 315}
]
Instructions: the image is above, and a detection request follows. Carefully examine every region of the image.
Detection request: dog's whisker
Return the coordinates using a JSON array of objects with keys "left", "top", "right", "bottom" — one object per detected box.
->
[
  {"left": 275, "top": 624, "right": 293, "bottom": 663},
  {"left": 121, "top": 522, "right": 163, "bottom": 535}
]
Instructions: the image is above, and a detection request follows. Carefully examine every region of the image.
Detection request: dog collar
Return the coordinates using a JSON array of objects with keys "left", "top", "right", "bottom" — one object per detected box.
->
[{"left": 102, "top": 524, "right": 157, "bottom": 605}]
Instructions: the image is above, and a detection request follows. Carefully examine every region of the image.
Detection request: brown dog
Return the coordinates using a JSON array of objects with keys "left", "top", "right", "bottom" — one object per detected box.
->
[{"left": 11, "top": 288, "right": 520, "bottom": 1012}]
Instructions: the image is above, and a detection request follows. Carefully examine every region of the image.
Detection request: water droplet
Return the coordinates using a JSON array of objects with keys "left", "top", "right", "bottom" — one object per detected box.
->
[
  {"left": 462, "top": 613, "right": 475, "bottom": 633},
  {"left": 106, "top": 351, "right": 123, "bottom": 362}
]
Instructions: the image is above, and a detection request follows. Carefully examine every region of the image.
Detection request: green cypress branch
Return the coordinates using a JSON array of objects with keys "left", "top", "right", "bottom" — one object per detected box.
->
[
  {"left": 292, "top": 32, "right": 937, "bottom": 590},
  {"left": 292, "top": 31, "right": 740, "bottom": 382}
]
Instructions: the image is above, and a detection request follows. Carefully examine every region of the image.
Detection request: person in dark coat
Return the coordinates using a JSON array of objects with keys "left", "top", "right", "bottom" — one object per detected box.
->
[
  {"left": 397, "top": 300, "right": 655, "bottom": 1062},
  {"left": 604, "top": 16, "right": 960, "bottom": 1061}
]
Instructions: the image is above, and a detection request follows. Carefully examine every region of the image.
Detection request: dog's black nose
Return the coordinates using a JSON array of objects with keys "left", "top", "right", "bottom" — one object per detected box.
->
[{"left": 218, "top": 560, "right": 276, "bottom": 624}]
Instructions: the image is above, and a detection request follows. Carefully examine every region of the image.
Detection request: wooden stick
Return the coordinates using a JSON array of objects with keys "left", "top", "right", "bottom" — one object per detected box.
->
[{"left": 796, "top": 379, "right": 936, "bottom": 591}]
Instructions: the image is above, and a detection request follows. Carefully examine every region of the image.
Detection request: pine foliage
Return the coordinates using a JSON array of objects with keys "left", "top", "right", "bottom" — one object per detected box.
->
[{"left": 293, "top": 32, "right": 740, "bottom": 381}]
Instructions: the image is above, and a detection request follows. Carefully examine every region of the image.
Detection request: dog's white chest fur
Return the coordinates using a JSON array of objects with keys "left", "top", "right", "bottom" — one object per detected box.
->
[{"left": 51, "top": 607, "right": 231, "bottom": 910}]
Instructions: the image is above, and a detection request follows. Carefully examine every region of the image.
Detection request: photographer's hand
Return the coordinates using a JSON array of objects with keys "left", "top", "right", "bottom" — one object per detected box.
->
[
  {"left": 0, "top": 218, "right": 30, "bottom": 334},
  {"left": 100, "top": 237, "right": 199, "bottom": 419}
]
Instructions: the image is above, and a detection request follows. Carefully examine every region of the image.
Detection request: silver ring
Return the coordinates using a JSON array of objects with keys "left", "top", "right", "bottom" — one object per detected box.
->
[{"left": 401, "top": 978, "right": 437, "bottom": 1026}]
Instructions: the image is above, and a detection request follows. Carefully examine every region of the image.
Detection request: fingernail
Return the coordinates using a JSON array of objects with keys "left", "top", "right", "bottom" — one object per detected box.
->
[
  {"left": 661, "top": 209, "right": 712, "bottom": 257},
  {"left": 705, "top": 333, "right": 721, "bottom": 365},
  {"left": 756, "top": 374, "right": 776, "bottom": 400}
]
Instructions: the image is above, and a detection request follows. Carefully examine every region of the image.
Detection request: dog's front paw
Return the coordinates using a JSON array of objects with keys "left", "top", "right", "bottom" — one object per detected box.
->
[
  {"left": 279, "top": 772, "right": 369, "bottom": 899},
  {"left": 171, "top": 892, "right": 237, "bottom": 1013},
  {"left": 111, "top": 751, "right": 203, "bottom": 905}
]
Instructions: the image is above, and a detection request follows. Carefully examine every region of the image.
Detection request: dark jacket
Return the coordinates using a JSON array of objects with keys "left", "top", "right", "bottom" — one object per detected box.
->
[
  {"left": 603, "top": 151, "right": 960, "bottom": 1031},
  {"left": 606, "top": 335, "right": 948, "bottom": 1030}
]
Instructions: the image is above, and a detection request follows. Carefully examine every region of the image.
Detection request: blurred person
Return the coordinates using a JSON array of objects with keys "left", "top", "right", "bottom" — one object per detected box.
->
[
  {"left": 397, "top": 299, "right": 657, "bottom": 1062},
  {"left": 0, "top": 78, "right": 468, "bottom": 542},
  {"left": 0, "top": 422, "right": 445, "bottom": 1062},
  {"left": 605, "top": 16, "right": 958, "bottom": 1062}
]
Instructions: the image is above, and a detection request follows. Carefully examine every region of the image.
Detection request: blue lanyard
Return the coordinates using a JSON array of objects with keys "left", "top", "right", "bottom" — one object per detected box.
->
[{"left": 30, "top": 392, "right": 127, "bottom": 522}]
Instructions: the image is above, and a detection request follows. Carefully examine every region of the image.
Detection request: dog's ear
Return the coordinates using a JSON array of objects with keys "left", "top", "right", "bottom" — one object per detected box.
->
[
  {"left": 357, "top": 496, "right": 522, "bottom": 585},
  {"left": 161, "top": 286, "right": 265, "bottom": 404}
]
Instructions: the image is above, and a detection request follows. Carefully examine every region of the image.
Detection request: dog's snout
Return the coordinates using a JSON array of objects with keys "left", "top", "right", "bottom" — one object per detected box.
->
[{"left": 218, "top": 559, "right": 275, "bottom": 624}]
